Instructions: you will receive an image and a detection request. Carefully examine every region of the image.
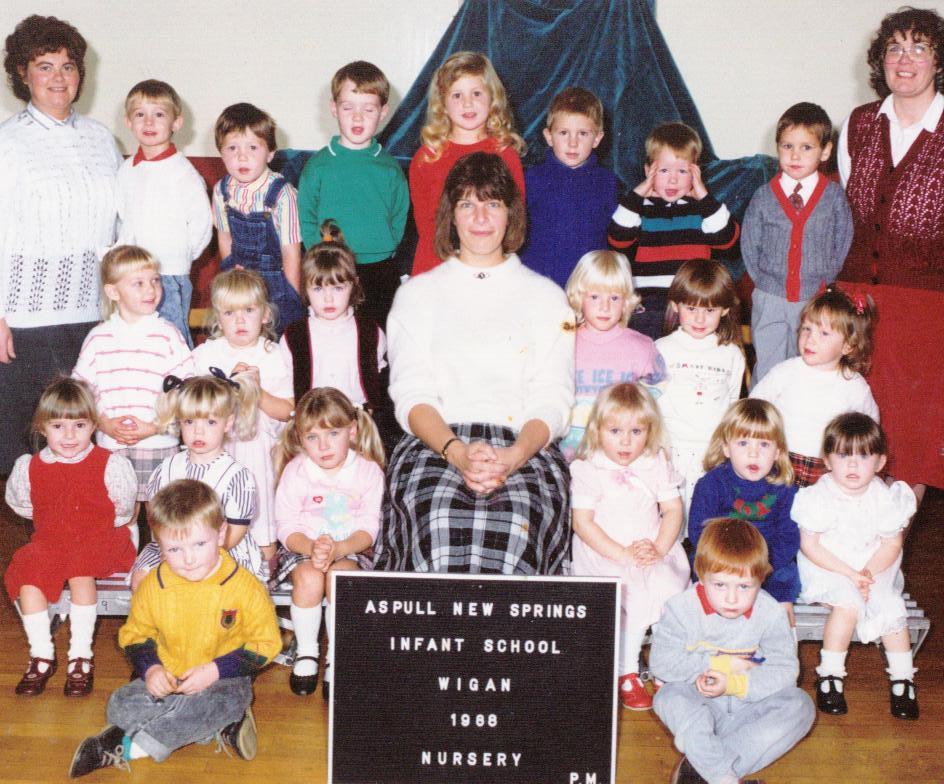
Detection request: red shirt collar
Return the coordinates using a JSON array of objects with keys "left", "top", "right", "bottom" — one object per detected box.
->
[
  {"left": 133, "top": 143, "right": 177, "bottom": 166},
  {"left": 696, "top": 582, "right": 753, "bottom": 619}
]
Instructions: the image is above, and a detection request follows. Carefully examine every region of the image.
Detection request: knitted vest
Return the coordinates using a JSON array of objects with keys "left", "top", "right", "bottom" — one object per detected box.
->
[
  {"left": 842, "top": 100, "right": 944, "bottom": 290},
  {"left": 283, "top": 315, "right": 383, "bottom": 413},
  {"left": 29, "top": 446, "right": 114, "bottom": 541}
]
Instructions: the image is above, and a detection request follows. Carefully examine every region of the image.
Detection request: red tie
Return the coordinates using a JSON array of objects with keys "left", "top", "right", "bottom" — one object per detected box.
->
[{"left": 789, "top": 182, "right": 804, "bottom": 211}]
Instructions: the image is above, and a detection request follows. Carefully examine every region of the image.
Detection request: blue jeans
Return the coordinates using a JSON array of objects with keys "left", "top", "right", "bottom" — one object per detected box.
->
[
  {"left": 158, "top": 274, "right": 194, "bottom": 348},
  {"left": 107, "top": 676, "right": 252, "bottom": 762}
]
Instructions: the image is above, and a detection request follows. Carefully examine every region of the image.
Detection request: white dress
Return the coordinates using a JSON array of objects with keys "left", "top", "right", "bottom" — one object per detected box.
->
[
  {"left": 793, "top": 474, "right": 916, "bottom": 642},
  {"left": 570, "top": 450, "right": 690, "bottom": 628},
  {"left": 192, "top": 336, "right": 293, "bottom": 546}
]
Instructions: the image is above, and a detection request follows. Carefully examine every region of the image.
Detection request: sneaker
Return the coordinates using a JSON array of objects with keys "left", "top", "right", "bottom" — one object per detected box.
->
[
  {"left": 814, "top": 675, "right": 847, "bottom": 715},
  {"left": 889, "top": 679, "right": 919, "bottom": 720},
  {"left": 618, "top": 672, "right": 652, "bottom": 711},
  {"left": 68, "top": 725, "right": 129, "bottom": 778},
  {"left": 219, "top": 706, "right": 257, "bottom": 760},
  {"left": 670, "top": 755, "right": 707, "bottom": 784}
]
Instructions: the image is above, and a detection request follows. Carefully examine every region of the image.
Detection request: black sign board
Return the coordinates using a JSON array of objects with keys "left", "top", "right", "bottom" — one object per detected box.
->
[{"left": 329, "top": 573, "right": 619, "bottom": 784}]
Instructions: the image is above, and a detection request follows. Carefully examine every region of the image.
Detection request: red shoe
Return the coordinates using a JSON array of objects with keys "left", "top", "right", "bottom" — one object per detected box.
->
[{"left": 618, "top": 673, "right": 652, "bottom": 711}]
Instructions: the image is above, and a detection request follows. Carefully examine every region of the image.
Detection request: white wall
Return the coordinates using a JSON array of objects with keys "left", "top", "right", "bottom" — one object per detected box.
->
[
  {"left": 656, "top": 0, "right": 944, "bottom": 159},
  {"left": 2, "top": 1, "right": 942, "bottom": 158}
]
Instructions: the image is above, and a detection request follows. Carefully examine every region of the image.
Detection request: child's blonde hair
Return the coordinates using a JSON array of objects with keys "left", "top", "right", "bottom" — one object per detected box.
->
[
  {"left": 156, "top": 373, "right": 259, "bottom": 442},
  {"left": 301, "top": 220, "right": 364, "bottom": 309},
  {"left": 206, "top": 268, "right": 279, "bottom": 345},
  {"left": 799, "top": 286, "right": 876, "bottom": 377},
  {"left": 420, "top": 51, "right": 525, "bottom": 161},
  {"left": 100, "top": 244, "right": 160, "bottom": 319},
  {"left": 274, "top": 387, "right": 385, "bottom": 479},
  {"left": 693, "top": 517, "right": 772, "bottom": 583},
  {"left": 576, "top": 382, "right": 665, "bottom": 461},
  {"left": 665, "top": 261, "right": 743, "bottom": 346},
  {"left": 703, "top": 399, "right": 794, "bottom": 485},
  {"left": 150, "top": 479, "right": 224, "bottom": 541},
  {"left": 124, "top": 78, "right": 182, "bottom": 118},
  {"left": 565, "top": 250, "right": 640, "bottom": 327},
  {"left": 31, "top": 377, "right": 98, "bottom": 433},
  {"left": 645, "top": 122, "right": 703, "bottom": 165}
]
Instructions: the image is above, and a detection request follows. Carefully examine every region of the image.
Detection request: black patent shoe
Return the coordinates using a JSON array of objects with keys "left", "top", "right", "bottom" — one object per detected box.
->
[
  {"left": 815, "top": 675, "right": 847, "bottom": 715},
  {"left": 670, "top": 756, "right": 707, "bottom": 784},
  {"left": 289, "top": 656, "right": 319, "bottom": 696},
  {"left": 889, "top": 679, "right": 919, "bottom": 720},
  {"left": 322, "top": 662, "right": 331, "bottom": 702}
]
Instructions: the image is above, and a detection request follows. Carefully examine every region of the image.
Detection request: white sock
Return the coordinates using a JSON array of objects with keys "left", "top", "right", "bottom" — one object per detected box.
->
[
  {"left": 290, "top": 603, "right": 322, "bottom": 676},
  {"left": 620, "top": 623, "right": 648, "bottom": 676},
  {"left": 885, "top": 649, "right": 916, "bottom": 684},
  {"left": 68, "top": 602, "right": 97, "bottom": 660},
  {"left": 22, "top": 610, "right": 54, "bottom": 660},
  {"left": 816, "top": 648, "right": 847, "bottom": 679},
  {"left": 122, "top": 736, "right": 149, "bottom": 760},
  {"left": 324, "top": 601, "right": 334, "bottom": 682}
]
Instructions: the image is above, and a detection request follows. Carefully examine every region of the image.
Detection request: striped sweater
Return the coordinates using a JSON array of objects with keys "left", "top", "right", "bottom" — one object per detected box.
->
[
  {"left": 73, "top": 312, "right": 194, "bottom": 450},
  {"left": 608, "top": 191, "right": 739, "bottom": 289}
]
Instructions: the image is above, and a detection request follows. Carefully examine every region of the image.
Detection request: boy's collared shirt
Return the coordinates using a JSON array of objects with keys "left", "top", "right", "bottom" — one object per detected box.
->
[
  {"left": 118, "top": 549, "right": 281, "bottom": 679},
  {"left": 212, "top": 167, "right": 300, "bottom": 244},
  {"left": 132, "top": 142, "right": 178, "bottom": 166},
  {"left": 778, "top": 170, "right": 821, "bottom": 205}
]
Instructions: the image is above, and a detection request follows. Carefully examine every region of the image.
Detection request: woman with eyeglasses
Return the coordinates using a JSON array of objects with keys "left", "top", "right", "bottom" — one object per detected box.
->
[{"left": 836, "top": 6, "right": 944, "bottom": 502}]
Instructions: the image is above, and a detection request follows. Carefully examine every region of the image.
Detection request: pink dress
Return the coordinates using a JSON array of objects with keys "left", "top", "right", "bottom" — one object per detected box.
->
[{"left": 570, "top": 450, "right": 690, "bottom": 628}]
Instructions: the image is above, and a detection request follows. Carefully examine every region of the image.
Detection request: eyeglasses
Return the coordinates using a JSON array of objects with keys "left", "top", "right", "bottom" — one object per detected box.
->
[{"left": 884, "top": 42, "right": 934, "bottom": 63}]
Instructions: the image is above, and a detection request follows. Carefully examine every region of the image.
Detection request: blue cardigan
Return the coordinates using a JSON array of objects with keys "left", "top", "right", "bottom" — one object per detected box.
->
[
  {"left": 689, "top": 461, "right": 801, "bottom": 603},
  {"left": 521, "top": 149, "right": 618, "bottom": 288}
]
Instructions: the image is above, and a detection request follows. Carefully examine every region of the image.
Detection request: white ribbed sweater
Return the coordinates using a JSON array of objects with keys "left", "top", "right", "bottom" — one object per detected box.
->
[{"left": 0, "top": 105, "right": 121, "bottom": 327}]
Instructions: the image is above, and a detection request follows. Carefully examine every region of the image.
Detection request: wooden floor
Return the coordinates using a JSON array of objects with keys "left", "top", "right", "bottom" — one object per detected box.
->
[{"left": 1, "top": 487, "right": 941, "bottom": 783}]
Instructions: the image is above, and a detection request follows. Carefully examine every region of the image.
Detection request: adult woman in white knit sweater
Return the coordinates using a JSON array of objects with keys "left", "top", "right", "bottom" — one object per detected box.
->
[
  {"left": 0, "top": 15, "right": 121, "bottom": 474},
  {"left": 376, "top": 152, "right": 575, "bottom": 574}
]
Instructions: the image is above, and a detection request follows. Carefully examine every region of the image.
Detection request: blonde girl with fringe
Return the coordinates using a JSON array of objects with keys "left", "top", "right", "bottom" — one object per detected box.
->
[
  {"left": 5, "top": 378, "right": 137, "bottom": 698},
  {"left": 560, "top": 250, "right": 666, "bottom": 461},
  {"left": 128, "top": 373, "right": 265, "bottom": 589},
  {"left": 73, "top": 245, "right": 194, "bottom": 504},
  {"left": 689, "top": 399, "right": 801, "bottom": 623},
  {"left": 409, "top": 51, "right": 526, "bottom": 275},
  {"left": 570, "top": 382, "right": 688, "bottom": 711},
  {"left": 655, "top": 260, "right": 745, "bottom": 515},
  {"left": 751, "top": 285, "right": 878, "bottom": 488},
  {"left": 192, "top": 268, "right": 294, "bottom": 569},
  {"left": 272, "top": 387, "right": 385, "bottom": 698}
]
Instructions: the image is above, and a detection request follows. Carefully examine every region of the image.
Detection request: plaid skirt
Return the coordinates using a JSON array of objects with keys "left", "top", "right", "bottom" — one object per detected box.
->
[
  {"left": 790, "top": 451, "right": 827, "bottom": 488},
  {"left": 118, "top": 445, "right": 180, "bottom": 501},
  {"left": 375, "top": 423, "right": 571, "bottom": 575}
]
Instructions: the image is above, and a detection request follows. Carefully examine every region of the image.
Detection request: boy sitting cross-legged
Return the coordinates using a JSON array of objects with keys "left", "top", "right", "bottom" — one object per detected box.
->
[
  {"left": 651, "top": 517, "right": 814, "bottom": 784},
  {"left": 69, "top": 479, "right": 281, "bottom": 778}
]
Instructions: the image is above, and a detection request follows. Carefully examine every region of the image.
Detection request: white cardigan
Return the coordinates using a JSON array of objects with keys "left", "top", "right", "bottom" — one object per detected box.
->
[
  {"left": 0, "top": 105, "right": 121, "bottom": 327},
  {"left": 387, "top": 254, "right": 575, "bottom": 439}
]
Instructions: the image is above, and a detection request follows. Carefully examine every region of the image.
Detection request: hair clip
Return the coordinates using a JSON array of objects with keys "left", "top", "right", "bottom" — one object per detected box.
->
[
  {"left": 851, "top": 293, "right": 866, "bottom": 315},
  {"left": 163, "top": 375, "right": 185, "bottom": 393},
  {"left": 209, "top": 366, "right": 241, "bottom": 389}
]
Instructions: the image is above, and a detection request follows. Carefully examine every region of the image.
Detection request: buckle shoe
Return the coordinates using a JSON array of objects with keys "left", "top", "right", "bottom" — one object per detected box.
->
[
  {"left": 15, "top": 656, "right": 57, "bottom": 696},
  {"left": 815, "top": 675, "right": 847, "bottom": 715},
  {"left": 289, "top": 655, "right": 318, "bottom": 696},
  {"left": 64, "top": 658, "right": 95, "bottom": 697},
  {"left": 889, "top": 679, "right": 919, "bottom": 720}
]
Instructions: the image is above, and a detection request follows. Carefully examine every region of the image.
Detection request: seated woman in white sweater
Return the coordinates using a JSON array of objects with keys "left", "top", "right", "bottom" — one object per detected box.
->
[{"left": 376, "top": 152, "right": 575, "bottom": 574}]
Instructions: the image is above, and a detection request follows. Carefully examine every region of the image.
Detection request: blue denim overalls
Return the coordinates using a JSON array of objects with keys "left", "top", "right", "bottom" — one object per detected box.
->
[{"left": 219, "top": 174, "right": 306, "bottom": 336}]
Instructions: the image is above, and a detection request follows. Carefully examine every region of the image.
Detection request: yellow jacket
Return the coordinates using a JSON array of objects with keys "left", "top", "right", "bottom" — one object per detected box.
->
[{"left": 119, "top": 551, "right": 281, "bottom": 678}]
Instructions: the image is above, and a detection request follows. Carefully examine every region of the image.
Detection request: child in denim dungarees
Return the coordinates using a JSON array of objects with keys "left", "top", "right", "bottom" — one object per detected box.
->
[{"left": 212, "top": 103, "right": 305, "bottom": 336}]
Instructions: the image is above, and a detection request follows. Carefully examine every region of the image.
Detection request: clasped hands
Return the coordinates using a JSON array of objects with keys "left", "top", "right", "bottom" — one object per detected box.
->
[
  {"left": 695, "top": 654, "right": 758, "bottom": 698},
  {"left": 620, "top": 538, "right": 664, "bottom": 568},
  {"left": 145, "top": 661, "right": 219, "bottom": 698},
  {"left": 450, "top": 439, "right": 524, "bottom": 495}
]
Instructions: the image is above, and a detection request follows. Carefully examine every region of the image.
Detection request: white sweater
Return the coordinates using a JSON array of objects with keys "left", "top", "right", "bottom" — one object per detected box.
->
[
  {"left": 0, "top": 105, "right": 121, "bottom": 327},
  {"left": 655, "top": 329, "right": 745, "bottom": 447},
  {"left": 751, "top": 356, "right": 879, "bottom": 457},
  {"left": 387, "top": 254, "right": 575, "bottom": 439},
  {"left": 116, "top": 150, "right": 212, "bottom": 276}
]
